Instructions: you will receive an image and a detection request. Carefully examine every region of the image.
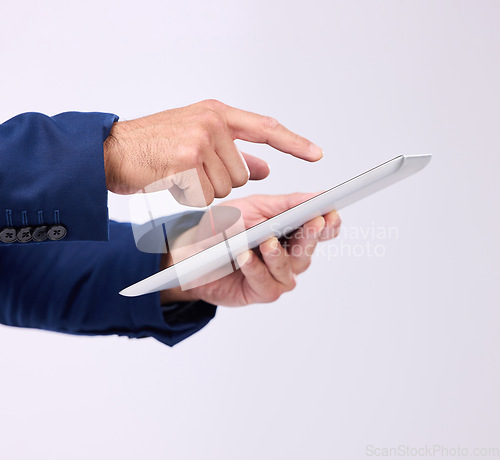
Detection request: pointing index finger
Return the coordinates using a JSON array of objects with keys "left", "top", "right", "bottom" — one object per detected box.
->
[{"left": 222, "top": 105, "right": 324, "bottom": 162}]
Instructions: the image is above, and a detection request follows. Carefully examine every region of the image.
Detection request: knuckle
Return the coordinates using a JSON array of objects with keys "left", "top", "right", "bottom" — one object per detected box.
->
[
  {"left": 296, "top": 259, "right": 312, "bottom": 274},
  {"left": 215, "top": 182, "right": 232, "bottom": 199},
  {"left": 275, "top": 259, "right": 289, "bottom": 272},
  {"left": 249, "top": 263, "right": 268, "bottom": 283},
  {"left": 232, "top": 171, "right": 249, "bottom": 188},
  {"left": 291, "top": 132, "right": 306, "bottom": 149},
  {"left": 260, "top": 115, "right": 280, "bottom": 131},
  {"left": 176, "top": 147, "right": 198, "bottom": 169},
  {"left": 223, "top": 179, "right": 233, "bottom": 196},
  {"left": 197, "top": 110, "right": 226, "bottom": 132},
  {"left": 185, "top": 146, "right": 204, "bottom": 166},
  {"left": 254, "top": 269, "right": 268, "bottom": 284},
  {"left": 287, "top": 276, "right": 297, "bottom": 291},
  {"left": 191, "top": 125, "right": 212, "bottom": 145},
  {"left": 268, "top": 287, "right": 282, "bottom": 302},
  {"left": 210, "top": 112, "right": 226, "bottom": 131},
  {"left": 194, "top": 153, "right": 205, "bottom": 168},
  {"left": 201, "top": 98, "right": 225, "bottom": 111}
]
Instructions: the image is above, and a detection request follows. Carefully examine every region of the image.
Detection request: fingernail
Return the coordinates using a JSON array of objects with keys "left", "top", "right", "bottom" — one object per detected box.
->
[
  {"left": 270, "top": 237, "right": 280, "bottom": 255},
  {"left": 333, "top": 211, "right": 341, "bottom": 227},
  {"left": 318, "top": 216, "right": 326, "bottom": 232},
  {"left": 309, "top": 143, "right": 324, "bottom": 160},
  {"left": 236, "top": 250, "right": 252, "bottom": 267}
]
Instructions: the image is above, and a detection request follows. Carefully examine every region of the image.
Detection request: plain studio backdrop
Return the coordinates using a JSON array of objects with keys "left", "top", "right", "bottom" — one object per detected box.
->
[{"left": 0, "top": 1, "right": 499, "bottom": 459}]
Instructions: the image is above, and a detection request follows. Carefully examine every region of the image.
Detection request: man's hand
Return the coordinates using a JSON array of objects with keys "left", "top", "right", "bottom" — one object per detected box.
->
[
  {"left": 103, "top": 100, "right": 323, "bottom": 206},
  {"left": 160, "top": 193, "right": 341, "bottom": 307}
]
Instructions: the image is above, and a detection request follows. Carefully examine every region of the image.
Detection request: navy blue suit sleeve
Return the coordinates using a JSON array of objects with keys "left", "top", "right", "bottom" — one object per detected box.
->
[
  {"left": 0, "top": 111, "right": 117, "bottom": 244},
  {"left": 0, "top": 220, "right": 217, "bottom": 346}
]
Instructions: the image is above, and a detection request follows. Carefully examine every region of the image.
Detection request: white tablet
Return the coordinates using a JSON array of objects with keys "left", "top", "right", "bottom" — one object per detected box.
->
[{"left": 120, "top": 154, "right": 431, "bottom": 297}]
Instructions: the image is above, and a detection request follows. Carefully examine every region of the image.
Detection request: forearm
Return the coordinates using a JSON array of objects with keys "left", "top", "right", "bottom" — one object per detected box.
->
[{"left": 0, "top": 220, "right": 216, "bottom": 346}]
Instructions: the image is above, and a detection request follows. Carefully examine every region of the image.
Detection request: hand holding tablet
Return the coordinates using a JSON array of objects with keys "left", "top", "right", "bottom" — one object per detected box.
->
[{"left": 121, "top": 155, "right": 431, "bottom": 298}]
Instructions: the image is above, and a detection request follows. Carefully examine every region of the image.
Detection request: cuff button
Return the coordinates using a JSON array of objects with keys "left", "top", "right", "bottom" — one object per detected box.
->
[
  {"left": 0, "top": 227, "right": 17, "bottom": 243},
  {"left": 17, "top": 227, "right": 33, "bottom": 243},
  {"left": 47, "top": 225, "right": 67, "bottom": 241},
  {"left": 32, "top": 226, "right": 48, "bottom": 242}
]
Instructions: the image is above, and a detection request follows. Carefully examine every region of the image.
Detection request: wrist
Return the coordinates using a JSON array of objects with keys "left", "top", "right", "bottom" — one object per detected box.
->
[
  {"left": 160, "top": 284, "right": 199, "bottom": 305},
  {"left": 104, "top": 120, "right": 139, "bottom": 194},
  {"left": 159, "top": 252, "right": 201, "bottom": 305},
  {"left": 103, "top": 121, "right": 122, "bottom": 193}
]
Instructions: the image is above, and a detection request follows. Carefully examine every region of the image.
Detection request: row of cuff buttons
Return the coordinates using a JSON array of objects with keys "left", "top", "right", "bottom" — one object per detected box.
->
[{"left": 0, "top": 225, "right": 67, "bottom": 243}]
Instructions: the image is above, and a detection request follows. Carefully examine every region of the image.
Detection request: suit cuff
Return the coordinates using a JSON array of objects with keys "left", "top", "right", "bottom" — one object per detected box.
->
[{"left": 0, "top": 111, "right": 118, "bottom": 244}]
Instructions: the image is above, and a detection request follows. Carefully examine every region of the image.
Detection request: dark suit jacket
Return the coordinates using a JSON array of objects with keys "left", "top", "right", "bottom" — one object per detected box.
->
[{"left": 0, "top": 112, "right": 216, "bottom": 346}]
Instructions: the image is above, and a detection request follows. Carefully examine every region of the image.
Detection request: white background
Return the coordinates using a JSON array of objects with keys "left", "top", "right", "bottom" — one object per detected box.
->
[{"left": 1, "top": 1, "right": 499, "bottom": 459}]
